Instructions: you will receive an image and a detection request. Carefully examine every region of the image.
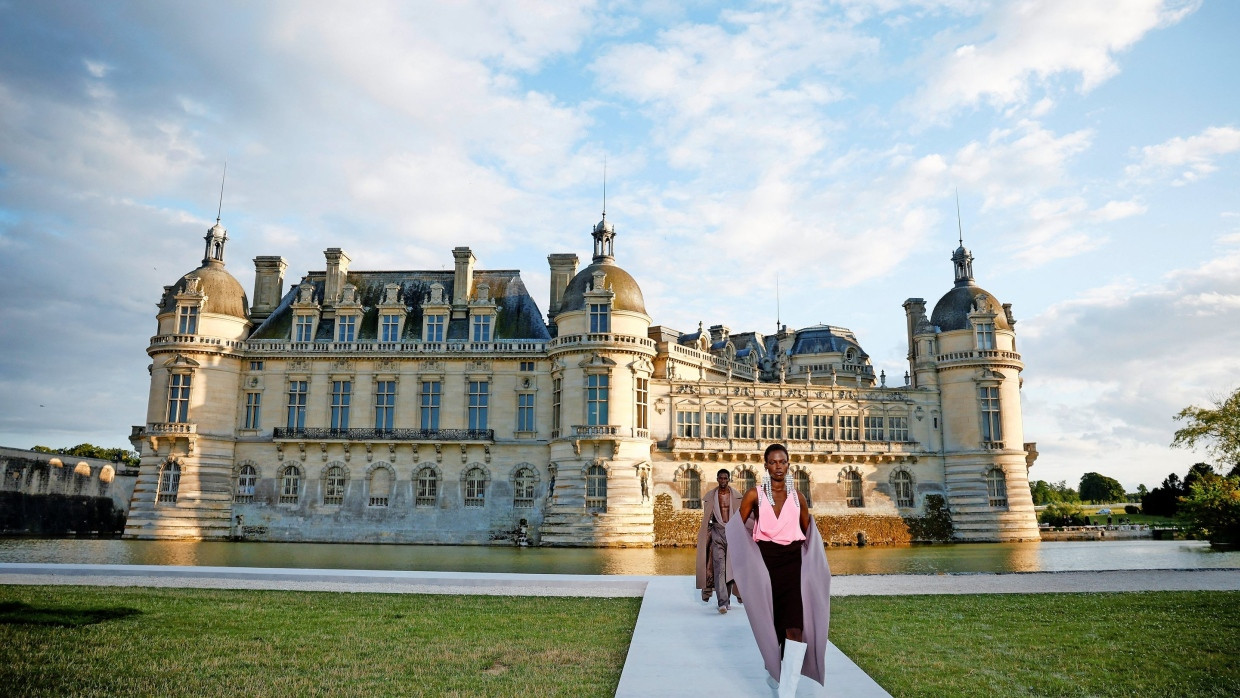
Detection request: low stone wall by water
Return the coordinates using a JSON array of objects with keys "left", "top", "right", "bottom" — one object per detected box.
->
[{"left": 652, "top": 493, "right": 926, "bottom": 547}]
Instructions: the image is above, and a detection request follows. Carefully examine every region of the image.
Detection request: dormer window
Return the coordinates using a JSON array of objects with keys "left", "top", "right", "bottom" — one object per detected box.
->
[
  {"left": 589, "top": 303, "right": 610, "bottom": 333},
  {"left": 425, "top": 314, "right": 446, "bottom": 342},
  {"left": 380, "top": 314, "right": 401, "bottom": 342},
  {"left": 177, "top": 305, "right": 199, "bottom": 334},
  {"left": 472, "top": 314, "right": 492, "bottom": 342},
  {"left": 294, "top": 314, "right": 315, "bottom": 342},
  {"left": 975, "top": 322, "right": 996, "bottom": 350},
  {"left": 337, "top": 315, "right": 357, "bottom": 343}
]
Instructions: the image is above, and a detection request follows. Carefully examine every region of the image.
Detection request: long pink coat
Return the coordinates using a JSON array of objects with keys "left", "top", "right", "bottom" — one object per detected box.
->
[{"left": 694, "top": 485, "right": 743, "bottom": 590}]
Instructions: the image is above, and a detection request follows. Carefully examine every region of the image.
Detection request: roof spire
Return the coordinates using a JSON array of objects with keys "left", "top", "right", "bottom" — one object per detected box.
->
[
  {"left": 216, "top": 162, "right": 227, "bottom": 225},
  {"left": 602, "top": 155, "right": 607, "bottom": 223},
  {"left": 955, "top": 187, "right": 963, "bottom": 247}
]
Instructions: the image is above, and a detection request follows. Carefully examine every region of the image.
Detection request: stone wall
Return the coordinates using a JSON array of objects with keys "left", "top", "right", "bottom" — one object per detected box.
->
[{"left": 652, "top": 493, "right": 929, "bottom": 547}]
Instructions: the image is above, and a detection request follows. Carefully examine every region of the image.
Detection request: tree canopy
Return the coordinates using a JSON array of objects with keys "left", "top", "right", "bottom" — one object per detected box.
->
[
  {"left": 1173, "top": 386, "right": 1240, "bottom": 471},
  {"left": 1079, "top": 472, "right": 1126, "bottom": 503},
  {"left": 1179, "top": 476, "right": 1240, "bottom": 548},
  {"left": 30, "top": 443, "right": 138, "bottom": 468}
]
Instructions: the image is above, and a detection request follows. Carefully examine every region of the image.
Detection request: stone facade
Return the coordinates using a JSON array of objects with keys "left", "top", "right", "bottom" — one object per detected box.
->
[{"left": 127, "top": 213, "right": 1039, "bottom": 545}]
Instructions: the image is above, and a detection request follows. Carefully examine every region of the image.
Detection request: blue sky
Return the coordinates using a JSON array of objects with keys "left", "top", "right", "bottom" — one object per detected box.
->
[{"left": 1, "top": 0, "right": 1237, "bottom": 491}]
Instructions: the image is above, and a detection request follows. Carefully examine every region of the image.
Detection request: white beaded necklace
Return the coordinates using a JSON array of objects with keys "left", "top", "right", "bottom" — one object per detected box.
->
[{"left": 761, "top": 474, "right": 797, "bottom": 512}]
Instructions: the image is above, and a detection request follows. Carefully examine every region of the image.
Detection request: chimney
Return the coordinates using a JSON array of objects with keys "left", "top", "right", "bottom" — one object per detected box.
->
[
  {"left": 452, "top": 247, "right": 476, "bottom": 315},
  {"left": 547, "top": 253, "right": 579, "bottom": 321},
  {"left": 323, "top": 248, "right": 351, "bottom": 309},
  {"left": 251, "top": 256, "right": 288, "bottom": 320},
  {"left": 709, "top": 324, "right": 730, "bottom": 344}
]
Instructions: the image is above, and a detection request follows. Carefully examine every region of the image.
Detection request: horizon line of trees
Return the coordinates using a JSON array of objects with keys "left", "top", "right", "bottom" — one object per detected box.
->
[{"left": 29, "top": 444, "right": 139, "bottom": 468}]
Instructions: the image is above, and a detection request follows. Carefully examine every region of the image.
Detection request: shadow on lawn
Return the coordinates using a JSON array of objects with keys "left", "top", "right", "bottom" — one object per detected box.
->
[{"left": 0, "top": 601, "right": 142, "bottom": 627}]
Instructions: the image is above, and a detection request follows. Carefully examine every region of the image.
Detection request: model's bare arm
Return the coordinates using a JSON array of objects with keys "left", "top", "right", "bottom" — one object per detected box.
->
[
  {"left": 799, "top": 491, "right": 811, "bottom": 532},
  {"left": 739, "top": 488, "right": 759, "bottom": 522}
]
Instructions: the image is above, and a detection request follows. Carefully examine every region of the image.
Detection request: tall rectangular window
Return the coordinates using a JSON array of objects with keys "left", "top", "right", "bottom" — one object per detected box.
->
[
  {"left": 980, "top": 386, "right": 1002, "bottom": 442},
  {"left": 975, "top": 322, "right": 996, "bottom": 350},
  {"left": 286, "top": 381, "right": 308, "bottom": 429},
  {"left": 517, "top": 393, "right": 535, "bottom": 432},
  {"left": 838, "top": 415, "right": 859, "bottom": 441},
  {"left": 812, "top": 414, "right": 833, "bottom": 441},
  {"left": 589, "top": 303, "right": 610, "bottom": 333},
  {"left": 380, "top": 315, "right": 401, "bottom": 342},
  {"left": 864, "top": 416, "right": 885, "bottom": 441},
  {"left": 420, "top": 381, "right": 441, "bottom": 430},
  {"left": 888, "top": 416, "right": 909, "bottom": 442},
  {"left": 166, "top": 374, "right": 191, "bottom": 423},
  {"left": 676, "top": 410, "right": 700, "bottom": 438},
  {"left": 330, "top": 381, "right": 352, "bottom": 431},
  {"left": 704, "top": 411, "right": 728, "bottom": 438},
  {"left": 552, "top": 377, "right": 562, "bottom": 436},
  {"left": 468, "top": 381, "right": 489, "bottom": 430},
  {"left": 760, "top": 413, "right": 782, "bottom": 440},
  {"left": 295, "top": 315, "right": 314, "bottom": 342},
  {"left": 243, "top": 392, "right": 261, "bottom": 429},
  {"left": 636, "top": 378, "right": 648, "bottom": 430},
  {"left": 337, "top": 316, "right": 356, "bottom": 343},
  {"left": 472, "top": 315, "right": 492, "bottom": 342},
  {"left": 732, "top": 412, "right": 755, "bottom": 439},
  {"left": 586, "top": 374, "right": 609, "bottom": 425},
  {"left": 787, "top": 414, "right": 808, "bottom": 440},
  {"left": 425, "top": 314, "right": 445, "bottom": 342},
  {"left": 374, "top": 380, "right": 396, "bottom": 430},
  {"left": 177, "top": 306, "right": 198, "bottom": 334}
]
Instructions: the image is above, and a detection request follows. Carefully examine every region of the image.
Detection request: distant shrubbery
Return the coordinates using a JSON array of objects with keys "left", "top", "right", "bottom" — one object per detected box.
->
[{"left": 1039, "top": 501, "right": 1088, "bottom": 527}]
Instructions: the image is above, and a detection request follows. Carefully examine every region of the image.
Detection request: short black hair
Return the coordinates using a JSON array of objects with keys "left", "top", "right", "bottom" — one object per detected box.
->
[
  {"left": 763, "top": 443, "right": 789, "bottom": 462},
  {"left": 716, "top": 469, "right": 730, "bottom": 478}
]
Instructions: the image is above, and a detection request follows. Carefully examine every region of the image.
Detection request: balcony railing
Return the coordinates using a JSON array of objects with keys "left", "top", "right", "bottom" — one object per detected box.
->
[
  {"left": 246, "top": 339, "right": 547, "bottom": 354},
  {"left": 145, "top": 422, "right": 197, "bottom": 435},
  {"left": 272, "top": 427, "right": 494, "bottom": 442},
  {"left": 549, "top": 332, "right": 657, "bottom": 352},
  {"left": 572, "top": 424, "right": 620, "bottom": 437}
]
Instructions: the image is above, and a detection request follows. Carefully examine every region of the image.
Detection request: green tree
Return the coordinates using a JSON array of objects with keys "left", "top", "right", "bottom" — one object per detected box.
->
[
  {"left": 1172, "top": 387, "right": 1240, "bottom": 472},
  {"left": 1079, "top": 472, "right": 1126, "bottom": 503},
  {"left": 1178, "top": 476, "right": 1240, "bottom": 548},
  {"left": 1039, "top": 501, "right": 1087, "bottom": 527},
  {"left": 1029, "top": 480, "right": 1060, "bottom": 505},
  {"left": 29, "top": 443, "right": 139, "bottom": 468}
]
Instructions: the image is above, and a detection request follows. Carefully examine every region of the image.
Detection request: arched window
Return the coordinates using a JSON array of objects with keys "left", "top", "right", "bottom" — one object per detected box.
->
[
  {"left": 513, "top": 467, "right": 536, "bottom": 508},
  {"left": 323, "top": 466, "right": 346, "bottom": 506},
  {"left": 279, "top": 466, "right": 301, "bottom": 504},
  {"left": 844, "top": 471, "right": 863, "bottom": 508},
  {"left": 986, "top": 467, "right": 1008, "bottom": 507},
  {"left": 416, "top": 467, "right": 438, "bottom": 507},
  {"left": 368, "top": 468, "right": 391, "bottom": 507},
  {"left": 894, "top": 471, "right": 914, "bottom": 508},
  {"left": 793, "top": 470, "right": 811, "bottom": 507},
  {"left": 463, "top": 467, "right": 486, "bottom": 508},
  {"left": 585, "top": 465, "right": 607, "bottom": 511},
  {"left": 235, "top": 465, "right": 257, "bottom": 503},
  {"left": 736, "top": 468, "right": 756, "bottom": 494},
  {"left": 157, "top": 462, "right": 181, "bottom": 504},
  {"left": 677, "top": 469, "right": 701, "bottom": 509}
]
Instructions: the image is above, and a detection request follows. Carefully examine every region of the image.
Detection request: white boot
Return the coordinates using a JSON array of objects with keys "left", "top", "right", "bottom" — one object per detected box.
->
[{"left": 778, "top": 639, "right": 807, "bottom": 698}]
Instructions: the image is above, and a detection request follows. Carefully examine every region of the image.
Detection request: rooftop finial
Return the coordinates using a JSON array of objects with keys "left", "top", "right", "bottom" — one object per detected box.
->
[
  {"left": 602, "top": 156, "right": 607, "bottom": 221},
  {"left": 216, "top": 162, "right": 227, "bottom": 225},
  {"left": 955, "top": 187, "right": 963, "bottom": 247}
]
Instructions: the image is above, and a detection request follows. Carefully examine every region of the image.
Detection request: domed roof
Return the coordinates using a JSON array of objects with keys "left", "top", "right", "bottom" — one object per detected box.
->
[
  {"left": 558, "top": 261, "right": 646, "bottom": 315},
  {"left": 930, "top": 284, "right": 1009, "bottom": 332},
  {"left": 160, "top": 261, "right": 250, "bottom": 318}
]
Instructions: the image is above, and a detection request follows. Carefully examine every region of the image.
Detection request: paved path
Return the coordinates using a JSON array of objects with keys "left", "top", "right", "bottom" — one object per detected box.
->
[{"left": 4, "top": 564, "right": 1238, "bottom": 697}]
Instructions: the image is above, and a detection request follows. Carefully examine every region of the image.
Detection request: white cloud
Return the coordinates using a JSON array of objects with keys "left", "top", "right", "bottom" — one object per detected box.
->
[
  {"left": 1125, "top": 125, "right": 1240, "bottom": 186},
  {"left": 911, "top": 0, "right": 1199, "bottom": 119},
  {"left": 83, "top": 59, "right": 110, "bottom": 78}
]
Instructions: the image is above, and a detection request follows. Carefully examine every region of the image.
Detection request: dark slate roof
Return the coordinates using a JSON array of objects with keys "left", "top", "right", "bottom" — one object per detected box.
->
[
  {"left": 559, "top": 261, "right": 646, "bottom": 315},
  {"left": 249, "top": 270, "right": 550, "bottom": 341},
  {"left": 789, "top": 325, "right": 868, "bottom": 358},
  {"left": 929, "top": 284, "right": 1010, "bottom": 332},
  {"left": 159, "top": 260, "right": 249, "bottom": 318}
]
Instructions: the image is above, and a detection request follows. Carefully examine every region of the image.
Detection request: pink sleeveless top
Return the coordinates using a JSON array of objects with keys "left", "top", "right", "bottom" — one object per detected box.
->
[{"left": 753, "top": 486, "right": 806, "bottom": 545}]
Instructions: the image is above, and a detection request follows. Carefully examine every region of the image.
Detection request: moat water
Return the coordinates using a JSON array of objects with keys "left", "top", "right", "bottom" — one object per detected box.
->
[{"left": 2, "top": 538, "right": 1238, "bottom": 576}]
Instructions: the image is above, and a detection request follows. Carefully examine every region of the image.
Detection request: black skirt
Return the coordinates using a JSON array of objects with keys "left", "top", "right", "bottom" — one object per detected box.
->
[{"left": 757, "top": 539, "right": 803, "bottom": 643}]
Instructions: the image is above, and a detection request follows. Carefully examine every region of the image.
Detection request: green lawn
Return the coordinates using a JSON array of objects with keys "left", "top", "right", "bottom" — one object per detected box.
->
[
  {"left": 831, "top": 591, "right": 1240, "bottom": 697},
  {"left": 3, "top": 586, "right": 1237, "bottom": 697},
  {"left": 0, "top": 586, "right": 640, "bottom": 697}
]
